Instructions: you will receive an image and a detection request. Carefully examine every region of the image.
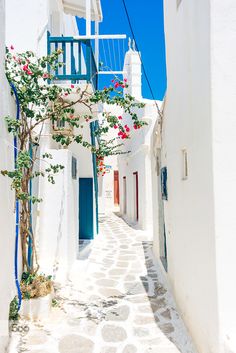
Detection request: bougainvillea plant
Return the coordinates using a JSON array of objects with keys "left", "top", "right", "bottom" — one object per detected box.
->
[{"left": 2, "top": 46, "right": 146, "bottom": 276}]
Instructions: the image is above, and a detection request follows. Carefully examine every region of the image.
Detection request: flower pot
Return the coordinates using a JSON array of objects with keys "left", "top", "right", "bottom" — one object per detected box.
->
[{"left": 19, "top": 290, "right": 54, "bottom": 321}]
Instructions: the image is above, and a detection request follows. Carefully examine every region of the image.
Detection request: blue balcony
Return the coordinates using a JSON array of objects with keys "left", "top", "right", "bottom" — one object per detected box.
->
[{"left": 47, "top": 32, "right": 98, "bottom": 89}]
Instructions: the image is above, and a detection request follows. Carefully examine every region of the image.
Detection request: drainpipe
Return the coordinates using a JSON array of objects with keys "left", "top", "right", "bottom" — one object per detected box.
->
[
  {"left": 90, "top": 121, "right": 99, "bottom": 235},
  {"left": 10, "top": 83, "right": 22, "bottom": 311}
]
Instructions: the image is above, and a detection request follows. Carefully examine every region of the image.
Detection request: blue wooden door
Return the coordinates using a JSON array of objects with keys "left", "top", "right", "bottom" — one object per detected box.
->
[{"left": 79, "top": 178, "right": 94, "bottom": 239}]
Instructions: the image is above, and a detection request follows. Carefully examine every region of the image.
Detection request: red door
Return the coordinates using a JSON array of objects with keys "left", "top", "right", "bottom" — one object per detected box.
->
[
  {"left": 123, "top": 176, "right": 127, "bottom": 214},
  {"left": 114, "top": 170, "right": 120, "bottom": 205},
  {"left": 133, "top": 172, "right": 139, "bottom": 221}
]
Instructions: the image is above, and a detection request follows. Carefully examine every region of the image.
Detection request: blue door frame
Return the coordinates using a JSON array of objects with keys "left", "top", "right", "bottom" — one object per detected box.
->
[
  {"left": 90, "top": 122, "right": 99, "bottom": 234},
  {"left": 79, "top": 178, "right": 94, "bottom": 240}
]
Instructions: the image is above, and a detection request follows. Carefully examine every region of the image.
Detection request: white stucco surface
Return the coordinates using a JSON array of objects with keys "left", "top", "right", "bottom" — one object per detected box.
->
[
  {"left": 156, "top": 1, "right": 219, "bottom": 352},
  {"left": 152, "top": 1, "right": 236, "bottom": 352},
  {"left": 0, "top": 1, "right": 19, "bottom": 351},
  {"left": 211, "top": 1, "right": 236, "bottom": 351},
  {"left": 36, "top": 149, "right": 78, "bottom": 282},
  {"left": 118, "top": 49, "right": 160, "bottom": 231},
  {"left": 0, "top": 0, "right": 98, "bottom": 350},
  {"left": 98, "top": 104, "right": 123, "bottom": 215}
]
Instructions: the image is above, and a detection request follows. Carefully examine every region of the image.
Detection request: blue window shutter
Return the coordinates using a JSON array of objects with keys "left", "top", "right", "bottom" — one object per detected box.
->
[{"left": 161, "top": 167, "right": 168, "bottom": 201}]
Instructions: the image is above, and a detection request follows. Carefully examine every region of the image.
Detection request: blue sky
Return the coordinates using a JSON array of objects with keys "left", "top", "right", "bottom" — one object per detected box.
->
[{"left": 76, "top": 0, "right": 166, "bottom": 100}]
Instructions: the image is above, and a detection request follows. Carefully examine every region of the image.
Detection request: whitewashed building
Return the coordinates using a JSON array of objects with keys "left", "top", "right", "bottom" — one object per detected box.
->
[
  {"left": 97, "top": 104, "right": 123, "bottom": 216},
  {"left": 0, "top": 0, "right": 109, "bottom": 350},
  {"left": 151, "top": 1, "right": 236, "bottom": 352},
  {"left": 118, "top": 47, "right": 161, "bottom": 230},
  {"left": 0, "top": 1, "right": 18, "bottom": 351}
]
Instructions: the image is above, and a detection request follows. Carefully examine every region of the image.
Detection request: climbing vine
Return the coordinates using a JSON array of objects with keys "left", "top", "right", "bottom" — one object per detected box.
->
[{"left": 2, "top": 46, "right": 146, "bottom": 276}]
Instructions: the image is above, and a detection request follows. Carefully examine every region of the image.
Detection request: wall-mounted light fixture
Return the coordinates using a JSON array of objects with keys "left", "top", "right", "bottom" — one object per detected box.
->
[{"left": 182, "top": 149, "right": 188, "bottom": 180}]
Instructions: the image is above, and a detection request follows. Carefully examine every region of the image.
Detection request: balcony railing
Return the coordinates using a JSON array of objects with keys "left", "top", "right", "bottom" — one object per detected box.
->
[{"left": 47, "top": 32, "right": 98, "bottom": 89}]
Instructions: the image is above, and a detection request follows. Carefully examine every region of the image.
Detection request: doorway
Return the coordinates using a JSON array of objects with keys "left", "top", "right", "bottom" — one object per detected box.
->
[
  {"left": 157, "top": 156, "right": 168, "bottom": 271},
  {"left": 133, "top": 172, "right": 139, "bottom": 222},
  {"left": 114, "top": 170, "right": 120, "bottom": 206},
  {"left": 123, "top": 176, "right": 127, "bottom": 214},
  {"left": 79, "top": 178, "right": 94, "bottom": 240}
]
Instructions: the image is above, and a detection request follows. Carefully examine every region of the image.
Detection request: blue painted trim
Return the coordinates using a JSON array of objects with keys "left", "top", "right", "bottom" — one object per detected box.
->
[
  {"left": 10, "top": 83, "right": 22, "bottom": 312},
  {"left": 47, "top": 31, "right": 51, "bottom": 84},
  {"left": 47, "top": 33, "right": 97, "bottom": 87},
  {"left": 90, "top": 122, "right": 99, "bottom": 234},
  {"left": 79, "top": 178, "right": 94, "bottom": 239},
  {"left": 27, "top": 144, "right": 33, "bottom": 269}
]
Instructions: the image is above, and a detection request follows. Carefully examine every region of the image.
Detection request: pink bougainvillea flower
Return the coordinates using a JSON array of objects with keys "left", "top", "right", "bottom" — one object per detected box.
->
[
  {"left": 43, "top": 73, "right": 49, "bottom": 78},
  {"left": 71, "top": 84, "right": 75, "bottom": 88},
  {"left": 118, "top": 116, "right": 122, "bottom": 120},
  {"left": 64, "top": 92, "right": 68, "bottom": 96},
  {"left": 121, "top": 133, "right": 128, "bottom": 139},
  {"left": 126, "top": 127, "right": 130, "bottom": 132},
  {"left": 121, "top": 84, "right": 125, "bottom": 88},
  {"left": 124, "top": 78, "right": 127, "bottom": 83},
  {"left": 114, "top": 125, "right": 118, "bottom": 129},
  {"left": 111, "top": 79, "right": 114, "bottom": 83},
  {"left": 114, "top": 82, "right": 120, "bottom": 89},
  {"left": 22, "top": 64, "right": 29, "bottom": 71},
  {"left": 118, "top": 131, "right": 123, "bottom": 136},
  {"left": 27, "top": 70, "right": 33, "bottom": 75},
  {"left": 134, "top": 124, "right": 138, "bottom": 130},
  {"left": 10, "top": 45, "right": 14, "bottom": 50}
]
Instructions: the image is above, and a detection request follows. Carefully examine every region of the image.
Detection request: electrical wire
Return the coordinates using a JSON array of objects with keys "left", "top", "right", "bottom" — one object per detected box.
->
[{"left": 121, "top": 0, "right": 163, "bottom": 118}]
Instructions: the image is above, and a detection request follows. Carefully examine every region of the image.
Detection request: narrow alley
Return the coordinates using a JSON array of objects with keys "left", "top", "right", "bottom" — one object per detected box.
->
[{"left": 8, "top": 214, "right": 196, "bottom": 353}]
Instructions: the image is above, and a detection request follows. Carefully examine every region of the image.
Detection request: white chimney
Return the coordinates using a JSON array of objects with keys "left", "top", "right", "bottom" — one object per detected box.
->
[{"left": 123, "top": 41, "right": 142, "bottom": 100}]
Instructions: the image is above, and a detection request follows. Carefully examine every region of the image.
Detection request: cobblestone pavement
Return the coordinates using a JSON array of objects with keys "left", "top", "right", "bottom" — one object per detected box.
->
[{"left": 8, "top": 213, "right": 197, "bottom": 353}]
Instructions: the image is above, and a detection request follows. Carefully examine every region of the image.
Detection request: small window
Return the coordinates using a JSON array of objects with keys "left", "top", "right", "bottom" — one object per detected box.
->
[
  {"left": 182, "top": 149, "right": 188, "bottom": 180},
  {"left": 72, "top": 156, "right": 77, "bottom": 179},
  {"left": 52, "top": 119, "right": 73, "bottom": 136},
  {"left": 56, "top": 119, "right": 65, "bottom": 129},
  {"left": 161, "top": 167, "right": 168, "bottom": 201}
]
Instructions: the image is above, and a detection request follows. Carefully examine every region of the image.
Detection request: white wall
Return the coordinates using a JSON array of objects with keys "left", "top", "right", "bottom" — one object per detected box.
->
[
  {"left": 5, "top": 0, "right": 97, "bottom": 278},
  {"left": 211, "top": 1, "right": 236, "bottom": 351},
  {"left": 36, "top": 150, "right": 78, "bottom": 282},
  {"left": 5, "top": 0, "right": 78, "bottom": 55},
  {"left": 118, "top": 49, "right": 160, "bottom": 230},
  {"left": 5, "top": 0, "right": 49, "bottom": 54},
  {"left": 98, "top": 104, "right": 123, "bottom": 215},
  {"left": 0, "top": 1, "right": 19, "bottom": 351},
  {"left": 118, "top": 100, "right": 158, "bottom": 230},
  {"left": 155, "top": 1, "right": 219, "bottom": 352}
]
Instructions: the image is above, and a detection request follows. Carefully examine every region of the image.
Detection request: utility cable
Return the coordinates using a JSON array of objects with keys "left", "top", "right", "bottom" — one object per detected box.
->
[{"left": 121, "top": 0, "right": 163, "bottom": 118}]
